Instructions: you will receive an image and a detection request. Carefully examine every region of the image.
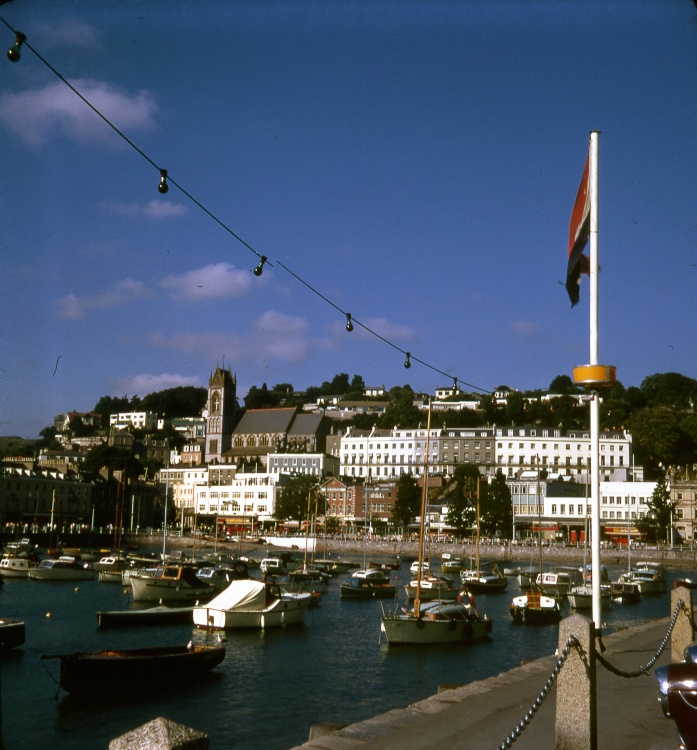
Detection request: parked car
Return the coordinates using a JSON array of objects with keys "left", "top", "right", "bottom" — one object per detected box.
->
[{"left": 655, "top": 643, "right": 697, "bottom": 750}]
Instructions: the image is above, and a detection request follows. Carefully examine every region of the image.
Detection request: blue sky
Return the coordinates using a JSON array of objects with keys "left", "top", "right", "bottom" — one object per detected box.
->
[{"left": 1, "top": 0, "right": 696, "bottom": 438}]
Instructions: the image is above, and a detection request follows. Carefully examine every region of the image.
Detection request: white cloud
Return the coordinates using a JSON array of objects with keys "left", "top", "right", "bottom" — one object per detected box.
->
[
  {"left": 103, "top": 200, "right": 189, "bottom": 220},
  {"left": 37, "top": 20, "right": 102, "bottom": 49},
  {"left": 339, "top": 315, "right": 414, "bottom": 343},
  {"left": 109, "top": 372, "right": 203, "bottom": 397},
  {"left": 511, "top": 319, "right": 539, "bottom": 336},
  {"left": 160, "top": 263, "right": 253, "bottom": 301},
  {"left": 56, "top": 278, "right": 147, "bottom": 319},
  {"left": 149, "top": 310, "right": 311, "bottom": 364},
  {"left": 0, "top": 79, "right": 158, "bottom": 146}
]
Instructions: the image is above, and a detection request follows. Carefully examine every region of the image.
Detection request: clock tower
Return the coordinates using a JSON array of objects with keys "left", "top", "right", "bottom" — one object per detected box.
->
[{"left": 205, "top": 364, "right": 237, "bottom": 463}]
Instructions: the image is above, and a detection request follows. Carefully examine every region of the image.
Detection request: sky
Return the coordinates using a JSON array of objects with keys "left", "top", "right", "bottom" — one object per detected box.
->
[{"left": 1, "top": 0, "right": 696, "bottom": 439}]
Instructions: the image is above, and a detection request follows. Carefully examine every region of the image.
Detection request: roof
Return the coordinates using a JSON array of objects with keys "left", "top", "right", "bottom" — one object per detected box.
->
[
  {"left": 287, "top": 413, "right": 324, "bottom": 436},
  {"left": 233, "top": 408, "right": 297, "bottom": 435}
]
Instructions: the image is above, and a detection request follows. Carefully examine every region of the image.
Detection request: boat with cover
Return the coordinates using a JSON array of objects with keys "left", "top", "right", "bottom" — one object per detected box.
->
[
  {"left": 96, "top": 604, "right": 194, "bottom": 629},
  {"left": 28, "top": 555, "right": 95, "bottom": 581},
  {"left": 129, "top": 565, "right": 215, "bottom": 602},
  {"left": 380, "top": 401, "right": 493, "bottom": 646},
  {"left": 43, "top": 643, "right": 226, "bottom": 694},
  {"left": 340, "top": 568, "right": 397, "bottom": 599},
  {"left": 193, "top": 579, "right": 311, "bottom": 629}
]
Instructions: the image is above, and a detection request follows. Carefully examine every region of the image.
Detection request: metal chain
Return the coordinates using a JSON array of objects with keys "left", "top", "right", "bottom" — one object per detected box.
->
[
  {"left": 596, "top": 598, "right": 684, "bottom": 678},
  {"left": 495, "top": 636, "right": 579, "bottom": 750}
]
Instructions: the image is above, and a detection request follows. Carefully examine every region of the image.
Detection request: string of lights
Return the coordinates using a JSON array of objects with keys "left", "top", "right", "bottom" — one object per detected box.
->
[{"left": 2, "top": 16, "right": 491, "bottom": 396}]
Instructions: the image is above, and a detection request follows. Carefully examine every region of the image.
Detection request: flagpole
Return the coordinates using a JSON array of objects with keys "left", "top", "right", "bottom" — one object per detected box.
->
[{"left": 589, "top": 130, "right": 601, "bottom": 629}]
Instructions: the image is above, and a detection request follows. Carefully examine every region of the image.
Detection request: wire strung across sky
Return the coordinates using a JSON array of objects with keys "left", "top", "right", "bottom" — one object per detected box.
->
[{"left": 1, "top": 15, "right": 491, "bottom": 396}]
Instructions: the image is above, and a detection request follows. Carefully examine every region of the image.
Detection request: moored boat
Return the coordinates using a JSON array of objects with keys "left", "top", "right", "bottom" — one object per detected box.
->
[
  {"left": 340, "top": 569, "right": 397, "bottom": 599},
  {"left": 193, "top": 579, "right": 311, "bottom": 629},
  {"left": 610, "top": 580, "right": 641, "bottom": 603},
  {"left": 28, "top": 556, "right": 95, "bottom": 582},
  {"left": 460, "top": 563, "right": 509, "bottom": 593},
  {"left": 535, "top": 566, "right": 582, "bottom": 596},
  {"left": 96, "top": 605, "right": 195, "bottom": 629},
  {"left": 567, "top": 584, "right": 612, "bottom": 610},
  {"left": 129, "top": 565, "right": 215, "bottom": 603},
  {"left": 404, "top": 575, "right": 459, "bottom": 601},
  {"left": 0, "top": 555, "right": 40, "bottom": 578},
  {"left": 618, "top": 561, "right": 666, "bottom": 594},
  {"left": 43, "top": 643, "right": 226, "bottom": 694},
  {"left": 510, "top": 587, "right": 564, "bottom": 624},
  {"left": 380, "top": 593, "right": 493, "bottom": 646}
]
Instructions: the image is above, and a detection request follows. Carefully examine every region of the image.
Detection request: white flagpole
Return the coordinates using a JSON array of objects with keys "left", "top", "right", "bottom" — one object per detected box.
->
[{"left": 589, "top": 130, "right": 601, "bottom": 629}]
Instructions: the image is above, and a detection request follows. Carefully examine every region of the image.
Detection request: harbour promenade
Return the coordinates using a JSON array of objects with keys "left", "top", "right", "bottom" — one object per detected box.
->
[{"left": 289, "top": 617, "right": 680, "bottom": 750}]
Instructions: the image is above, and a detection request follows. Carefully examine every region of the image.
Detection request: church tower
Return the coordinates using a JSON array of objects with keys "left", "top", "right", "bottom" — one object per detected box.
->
[{"left": 205, "top": 364, "right": 237, "bottom": 463}]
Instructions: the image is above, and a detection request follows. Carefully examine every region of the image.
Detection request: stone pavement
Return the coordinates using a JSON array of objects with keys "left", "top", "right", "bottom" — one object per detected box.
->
[{"left": 289, "top": 618, "right": 681, "bottom": 750}]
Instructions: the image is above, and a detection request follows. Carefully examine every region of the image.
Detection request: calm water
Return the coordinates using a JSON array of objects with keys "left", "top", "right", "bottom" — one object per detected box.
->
[{"left": 0, "top": 556, "right": 689, "bottom": 750}]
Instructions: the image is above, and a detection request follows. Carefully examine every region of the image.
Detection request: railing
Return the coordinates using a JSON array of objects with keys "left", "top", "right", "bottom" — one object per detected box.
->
[{"left": 495, "top": 585, "right": 695, "bottom": 749}]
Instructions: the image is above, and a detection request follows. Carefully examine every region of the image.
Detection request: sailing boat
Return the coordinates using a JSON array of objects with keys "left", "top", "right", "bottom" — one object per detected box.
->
[
  {"left": 612, "top": 512, "right": 641, "bottom": 603},
  {"left": 459, "top": 477, "right": 508, "bottom": 593},
  {"left": 509, "top": 456, "right": 563, "bottom": 624},
  {"left": 380, "top": 401, "right": 493, "bottom": 645}
]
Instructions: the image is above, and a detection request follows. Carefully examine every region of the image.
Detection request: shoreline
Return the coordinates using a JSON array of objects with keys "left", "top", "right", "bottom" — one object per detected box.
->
[{"left": 124, "top": 533, "right": 697, "bottom": 571}]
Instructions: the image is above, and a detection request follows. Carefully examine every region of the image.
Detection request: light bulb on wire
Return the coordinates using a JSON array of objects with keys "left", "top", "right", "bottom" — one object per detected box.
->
[
  {"left": 253, "top": 256, "right": 267, "bottom": 276},
  {"left": 158, "top": 169, "right": 169, "bottom": 194},
  {"left": 404, "top": 352, "right": 411, "bottom": 369},
  {"left": 7, "top": 32, "right": 26, "bottom": 62},
  {"left": 345, "top": 313, "right": 354, "bottom": 332}
]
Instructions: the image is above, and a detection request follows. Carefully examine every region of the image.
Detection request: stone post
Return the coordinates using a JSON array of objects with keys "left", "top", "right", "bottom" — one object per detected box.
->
[
  {"left": 109, "top": 717, "right": 208, "bottom": 750},
  {"left": 671, "top": 585, "right": 695, "bottom": 663},
  {"left": 555, "top": 613, "right": 596, "bottom": 750}
]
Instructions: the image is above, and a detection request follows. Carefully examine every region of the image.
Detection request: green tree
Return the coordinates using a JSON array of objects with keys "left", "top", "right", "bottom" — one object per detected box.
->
[
  {"left": 637, "top": 476, "right": 674, "bottom": 544},
  {"left": 392, "top": 473, "right": 421, "bottom": 530},
  {"left": 93, "top": 395, "right": 135, "bottom": 425},
  {"left": 640, "top": 373, "right": 697, "bottom": 408},
  {"left": 141, "top": 386, "right": 207, "bottom": 418},
  {"left": 629, "top": 408, "right": 682, "bottom": 477},
  {"left": 445, "top": 465, "right": 478, "bottom": 537},
  {"left": 274, "top": 475, "right": 319, "bottom": 524},
  {"left": 548, "top": 375, "right": 577, "bottom": 394},
  {"left": 480, "top": 470, "right": 513, "bottom": 539},
  {"left": 504, "top": 391, "right": 527, "bottom": 425},
  {"left": 244, "top": 383, "right": 279, "bottom": 409}
]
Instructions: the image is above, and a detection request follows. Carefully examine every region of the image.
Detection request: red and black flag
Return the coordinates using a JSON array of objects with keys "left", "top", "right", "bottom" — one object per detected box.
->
[{"left": 566, "top": 151, "right": 591, "bottom": 306}]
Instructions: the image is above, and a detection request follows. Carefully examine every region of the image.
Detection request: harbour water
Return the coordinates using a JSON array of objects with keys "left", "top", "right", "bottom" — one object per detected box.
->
[{"left": 0, "top": 554, "right": 690, "bottom": 750}]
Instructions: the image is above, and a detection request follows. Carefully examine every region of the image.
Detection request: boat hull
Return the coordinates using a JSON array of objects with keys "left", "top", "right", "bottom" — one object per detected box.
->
[
  {"left": 97, "top": 605, "right": 194, "bottom": 629},
  {"left": 0, "top": 558, "right": 38, "bottom": 578},
  {"left": 129, "top": 567, "right": 215, "bottom": 602},
  {"left": 193, "top": 597, "right": 309, "bottom": 629},
  {"left": 381, "top": 612, "right": 492, "bottom": 646},
  {"left": 52, "top": 644, "right": 225, "bottom": 694},
  {"left": 510, "top": 590, "right": 563, "bottom": 624}
]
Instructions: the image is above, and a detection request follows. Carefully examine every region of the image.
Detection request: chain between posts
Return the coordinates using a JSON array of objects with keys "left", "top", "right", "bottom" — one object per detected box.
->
[
  {"left": 595, "top": 598, "right": 685, "bottom": 678},
  {"left": 495, "top": 635, "right": 579, "bottom": 750}
]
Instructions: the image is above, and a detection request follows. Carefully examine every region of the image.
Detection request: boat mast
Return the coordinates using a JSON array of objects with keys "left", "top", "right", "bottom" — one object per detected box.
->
[
  {"left": 536, "top": 455, "right": 543, "bottom": 576},
  {"left": 475, "top": 478, "right": 481, "bottom": 576},
  {"left": 162, "top": 468, "right": 169, "bottom": 560},
  {"left": 414, "top": 400, "right": 432, "bottom": 615}
]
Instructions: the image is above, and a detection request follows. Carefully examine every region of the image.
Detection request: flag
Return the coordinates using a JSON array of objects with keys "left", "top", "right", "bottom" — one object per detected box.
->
[{"left": 566, "top": 150, "right": 591, "bottom": 306}]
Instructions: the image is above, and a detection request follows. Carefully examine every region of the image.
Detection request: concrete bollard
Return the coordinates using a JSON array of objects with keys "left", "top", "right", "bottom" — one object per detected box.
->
[
  {"left": 670, "top": 585, "right": 695, "bottom": 663},
  {"left": 555, "top": 613, "right": 596, "bottom": 750},
  {"left": 109, "top": 717, "right": 208, "bottom": 749}
]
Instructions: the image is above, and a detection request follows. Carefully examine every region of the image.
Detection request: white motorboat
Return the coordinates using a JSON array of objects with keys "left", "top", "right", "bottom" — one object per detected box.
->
[
  {"left": 567, "top": 584, "right": 612, "bottom": 610},
  {"left": 535, "top": 566, "right": 582, "bottom": 596},
  {"left": 193, "top": 579, "right": 312, "bottom": 629},
  {"left": 93, "top": 555, "right": 130, "bottom": 573},
  {"left": 129, "top": 565, "right": 215, "bottom": 602},
  {"left": 618, "top": 561, "right": 666, "bottom": 594},
  {"left": 0, "top": 555, "right": 39, "bottom": 578},
  {"left": 28, "top": 556, "right": 95, "bottom": 581},
  {"left": 196, "top": 562, "right": 248, "bottom": 592},
  {"left": 381, "top": 593, "right": 493, "bottom": 646}
]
